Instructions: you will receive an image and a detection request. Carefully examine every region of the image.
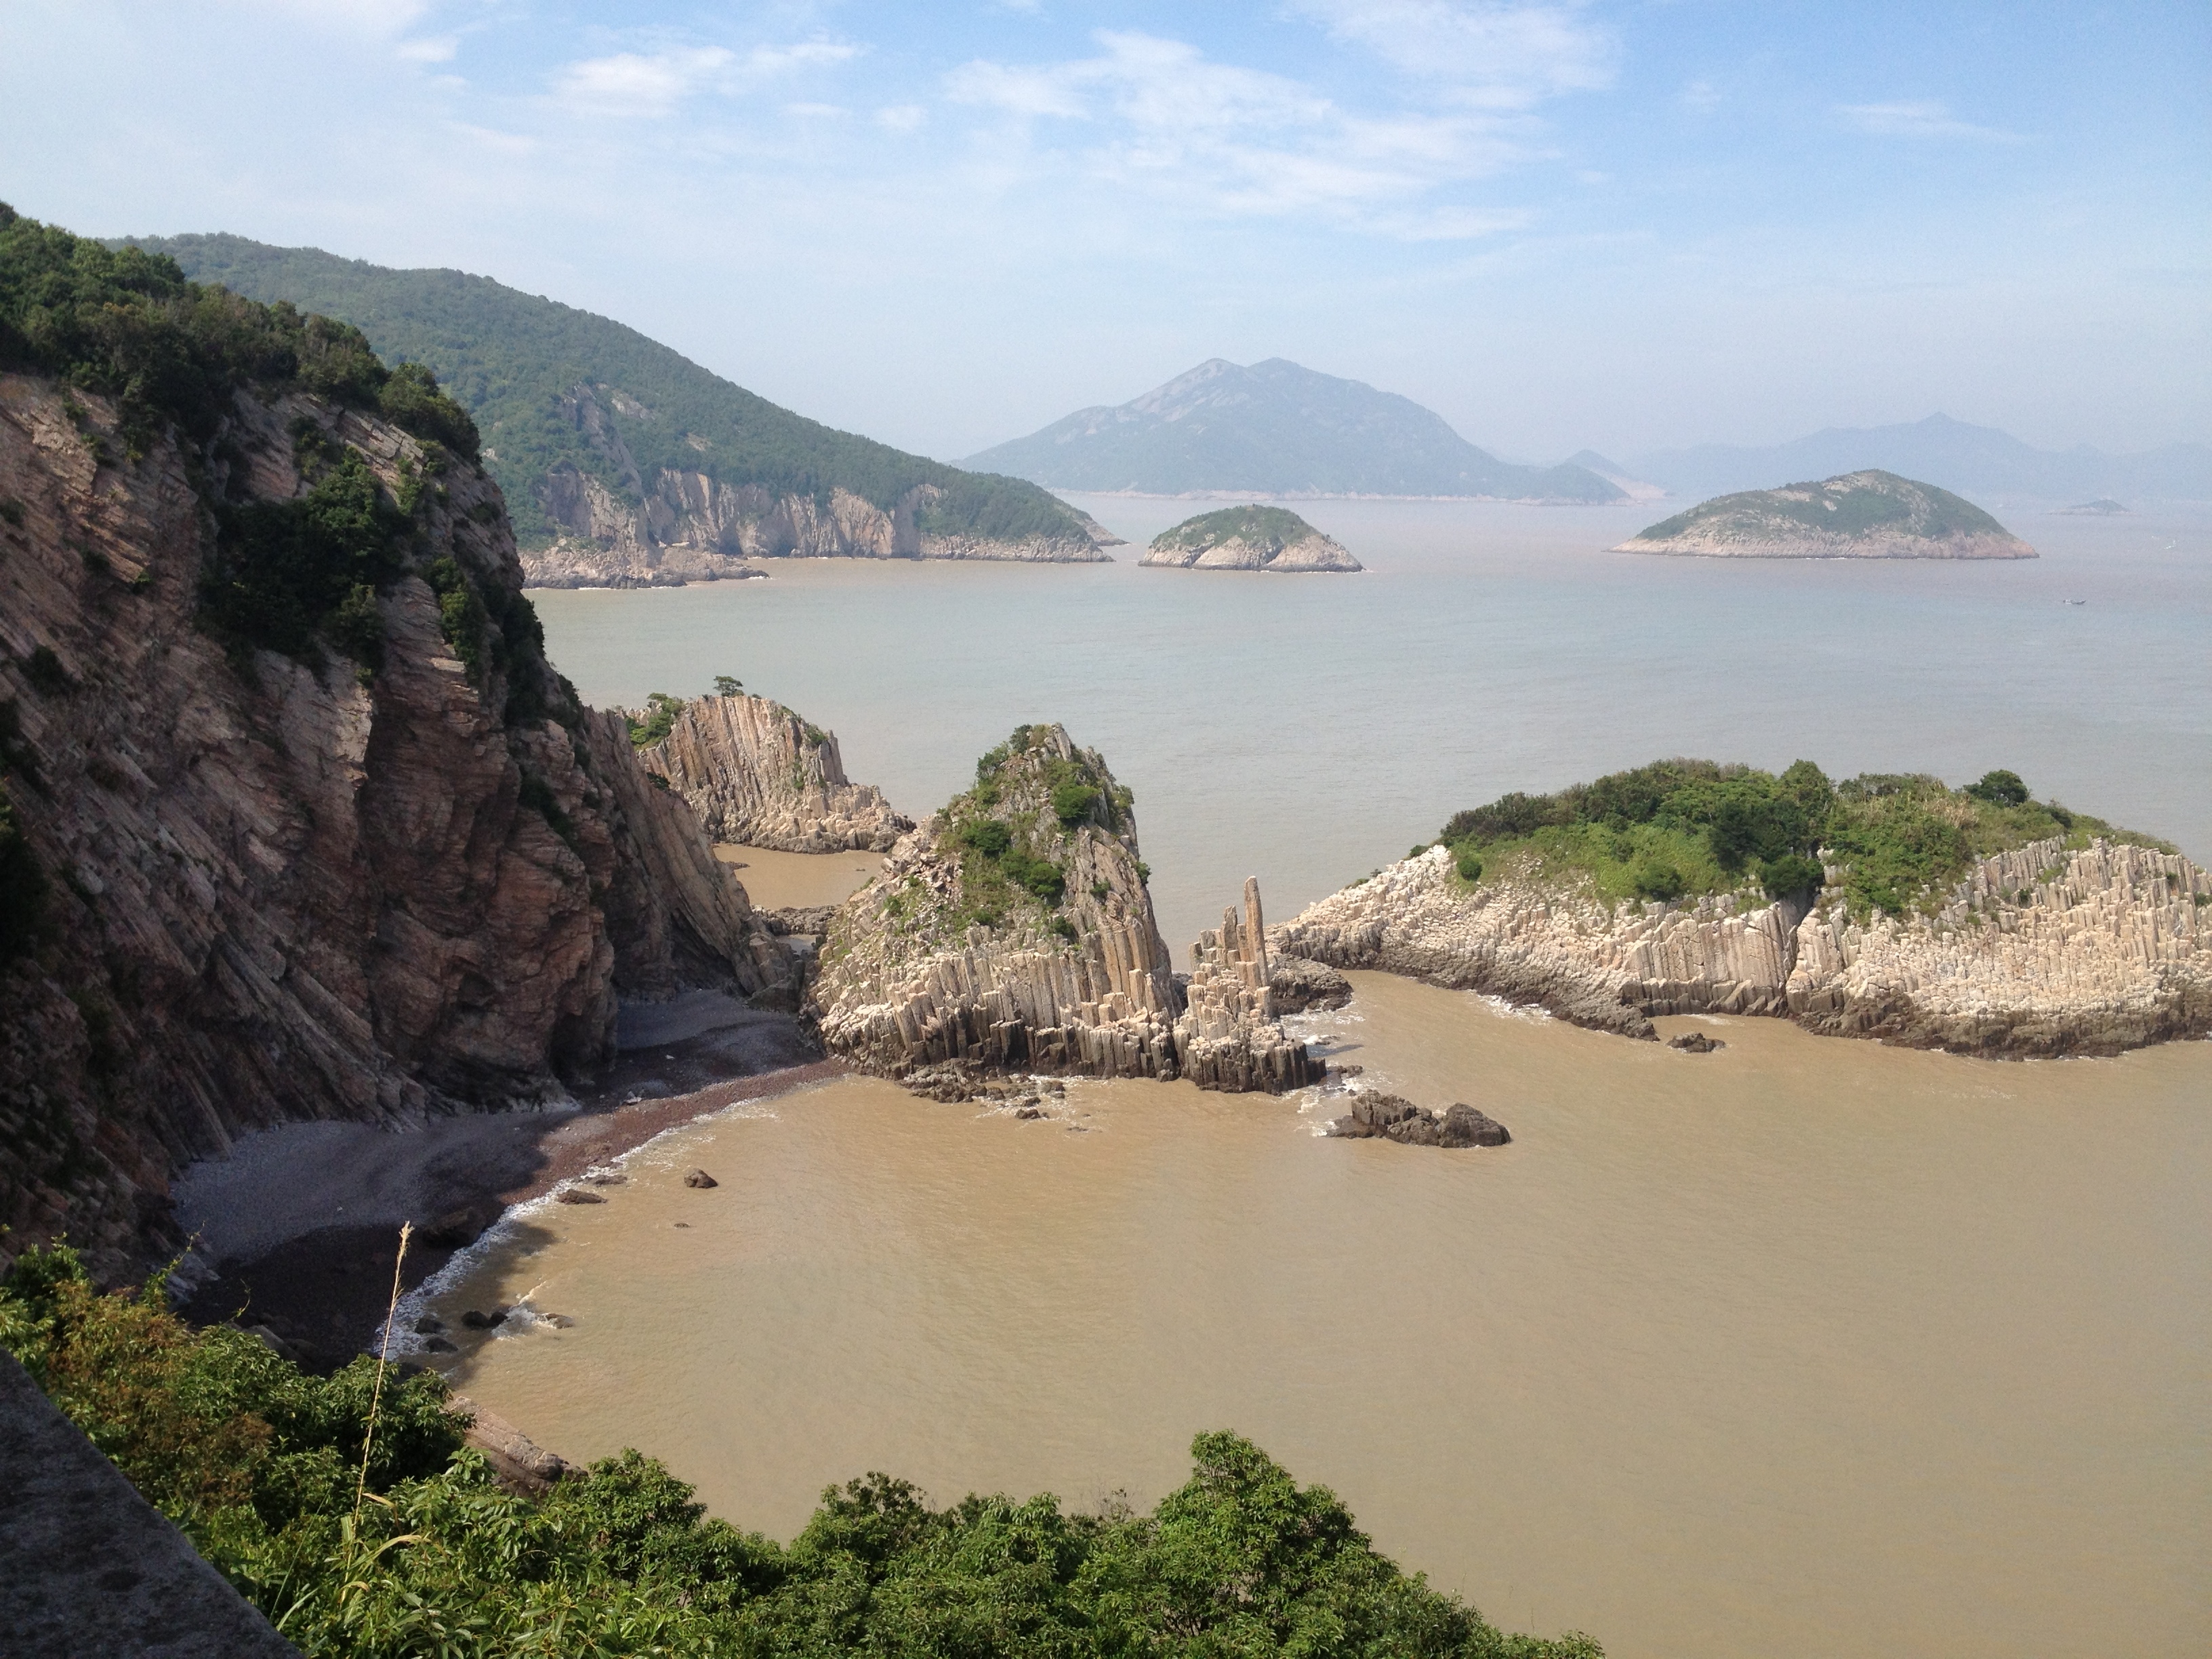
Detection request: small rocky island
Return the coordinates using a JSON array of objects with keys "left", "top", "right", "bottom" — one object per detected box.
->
[
  {"left": 812, "top": 724, "right": 1320, "bottom": 1090},
  {"left": 1276, "top": 759, "right": 2208, "bottom": 1058},
  {"left": 1615, "top": 470, "right": 2036, "bottom": 559},
  {"left": 1139, "top": 505, "right": 1363, "bottom": 573}
]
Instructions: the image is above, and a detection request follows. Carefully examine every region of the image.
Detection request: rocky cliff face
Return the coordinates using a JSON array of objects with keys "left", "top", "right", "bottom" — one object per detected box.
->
[
  {"left": 520, "top": 386, "right": 1118, "bottom": 587},
  {"left": 813, "top": 726, "right": 1315, "bottom": 1090},
  {"left": 0, "top": 371, "right": 795, "bottom": 1277},
  {"left": 1278, "top": 840, "right": 2210, "bottom": 1057},
  {"left": 637, "top": 693, "right": 911, "bottom": 853}
]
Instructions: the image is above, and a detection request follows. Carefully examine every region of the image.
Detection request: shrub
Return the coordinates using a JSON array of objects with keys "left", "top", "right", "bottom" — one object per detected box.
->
[
  {"left": 1759, "top": 853, "right": 1826, "bottom": 899},
  {"left": 1964, "top": 769, "right": 2030, "bottom": 808},
  {"left": 1050, "top": 779, "right": 1100, "bottom": 827},
  {"left": 626, "top": 691, "right": 683, "bottom": 748},
  {"left": 1453, "top": 846, "right": 1483, "bottom": 882},
  {"left": 960, "top": 819, "right": 1012, "bottom": 859}
]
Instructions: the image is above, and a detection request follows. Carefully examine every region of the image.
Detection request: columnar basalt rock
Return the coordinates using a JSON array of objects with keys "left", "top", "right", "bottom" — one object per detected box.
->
[
  {"left": 1176, "top": 878, "right": 1324, "bottom": 1091},
  {"left": 1277, "top": 838, "right": 2211, "bottom": 1057},
  {"left": 813, "top": 731, "right": 1313, "bottom": 1090},
  {"left": 0, "top": 371, "right": 795, "bottom": 1276},
  {"left": 636, "top": 693, "right": 911, "bottom": 853}
]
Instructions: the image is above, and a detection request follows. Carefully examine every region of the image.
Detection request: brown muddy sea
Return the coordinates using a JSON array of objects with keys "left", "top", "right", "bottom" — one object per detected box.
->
[{"left": 433, "top": 498, "right": 2212, "bottom": 1656}]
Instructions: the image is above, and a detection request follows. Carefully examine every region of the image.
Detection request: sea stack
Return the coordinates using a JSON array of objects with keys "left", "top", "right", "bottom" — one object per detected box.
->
[
  {"left": 636, "top": 691, "right": 911, "bottom": 853},
  {"left": 1615, "top": 470, "right": 2036, "bottom": 559},
  {"left": 1139, "top": 505, "right": 1363, "bottom": 573},
  {"left": 812, "top": 724, "right": 1317, "bottom": 1090}
]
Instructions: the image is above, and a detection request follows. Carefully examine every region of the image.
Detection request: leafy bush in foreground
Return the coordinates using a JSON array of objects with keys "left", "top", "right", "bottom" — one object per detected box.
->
[
  {"left": 1437, "top": 758, "right": 2169, "bottom": 918},
  {"left": 1, "top": 1246, "right": 1600, "bottom": 1658}
]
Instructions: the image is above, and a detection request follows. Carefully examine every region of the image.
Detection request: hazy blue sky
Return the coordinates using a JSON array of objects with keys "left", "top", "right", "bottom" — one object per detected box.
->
[{"left": 3, "top": 1, "right": 2205, "bottom": 463}]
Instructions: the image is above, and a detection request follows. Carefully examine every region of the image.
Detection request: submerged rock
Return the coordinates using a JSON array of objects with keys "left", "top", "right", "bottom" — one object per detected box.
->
[
  {"left": 1326, "top": 1092, "right": 1510, "bottom": 1148},
  {"left": 1669, "top": 1031, "right": 1726, "bottom": 1052},
  {"left": 682, "top": 1168, "right": 719, "bottom": 1189}
]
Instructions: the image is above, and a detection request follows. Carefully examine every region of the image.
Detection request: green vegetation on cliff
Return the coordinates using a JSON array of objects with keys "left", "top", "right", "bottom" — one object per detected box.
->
[
  {"left": 1, "top": 1244, "right": 1600, "bottom": 1658},
  {"left": 127, "top": 232, "right": 1097, "bottom": 552},
  {"left": 1628, "top": 470, "right": 2013, "bottom": 546},
  {"left": 1149, "top": 503, "right": 1315, "bottom": 554},
  {"left": 1, "top": 207, "right": 475, "bottom": 464},
  {"left": 1439, "top": 760, "right": 2167, "bottom": 918}
]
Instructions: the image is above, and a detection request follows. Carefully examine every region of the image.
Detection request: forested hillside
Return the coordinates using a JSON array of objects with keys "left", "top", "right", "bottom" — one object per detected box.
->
[{"left": 129, "top": 234, "right": 1093, "bottom": 551}]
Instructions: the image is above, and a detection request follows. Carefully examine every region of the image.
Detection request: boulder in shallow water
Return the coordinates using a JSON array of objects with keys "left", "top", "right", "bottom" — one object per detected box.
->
[
  {"left": 555, "top": 1188, "right": 605, "bottom": 1206},
  {"left": 1669, "top": 1031, "right": 1726, "bottom": 1052},
  {"left": 1326, "top": 1091, "right": 1509, "bottom": 1149},
  {"left": 683, "top": 1168, "right": 719, "bottom": 1189}
]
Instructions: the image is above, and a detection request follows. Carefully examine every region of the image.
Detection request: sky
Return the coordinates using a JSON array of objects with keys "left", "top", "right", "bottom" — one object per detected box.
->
[{"left": 2, "top": 1, "right": 2207, "bottom": 464}]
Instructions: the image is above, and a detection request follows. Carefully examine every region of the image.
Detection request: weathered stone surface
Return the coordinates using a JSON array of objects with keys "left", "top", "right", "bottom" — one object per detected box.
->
[
  {"left": 814, "top": 727, "right": 1314, "bottom": 1092},
  {"left": 682, "top": 1167, "right": 718, "bottom": 1188},
  {"left": 638, "top": 693, "right": 911, "bottom": 853},
  {"left": 1668, "top": 1031, "right": 1725, "bottom": 1052},
  {"left": 1279, "top": 839, "right": 2211, "bottom": 1058},
  {"left": 1325, "top": 1092, "right": 1509, "bottom": 1148},
  {"left": 0, "top": 372, "right": 795, "bottom": 1277},
  {"left": 1, "top": 1351, "right": 302, "bottom": 1658},
  {"left": 447, "top": 1393, "right": 571, "bottom": 1492},
  {"left": 1268, "top": 954, "right": 1353, "bottom": 1013},
  {"left": 518, "top": 392, "right": 1119, "bottom": 586}
]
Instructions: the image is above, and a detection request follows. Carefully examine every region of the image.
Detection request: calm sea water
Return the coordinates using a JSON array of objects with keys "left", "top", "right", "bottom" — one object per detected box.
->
[
  {"left": 485, "top": 499, "right": 2212, "bottom": 1656},
  {"left": 437, "top": 977, "right": 2212, "bottom": 1659},
  {"left": 533, "top": 497, "right": 2212, "bottom": 949}
]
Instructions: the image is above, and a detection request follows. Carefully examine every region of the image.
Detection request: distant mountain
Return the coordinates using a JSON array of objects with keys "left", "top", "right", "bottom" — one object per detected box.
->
[
  {"left": 963, "top": 359, "right": 1623, "bottom": 503},
  {"left": 1632, "top": 414, "right": 2211, "bottom": 504},
  {"left": 1617, "top": 471, "right": 2036, "bottom": 560},
  {"left": 127, "top": 234, "right": 1110, "bottom": 584}
]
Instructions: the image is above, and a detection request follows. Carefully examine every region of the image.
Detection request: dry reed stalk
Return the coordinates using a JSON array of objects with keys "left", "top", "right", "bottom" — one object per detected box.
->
[{"left": 347, "top": 1220, "right": 413, "bottom": 1555}]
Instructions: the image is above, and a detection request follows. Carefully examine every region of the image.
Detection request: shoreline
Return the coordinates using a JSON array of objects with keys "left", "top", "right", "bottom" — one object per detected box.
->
[{"left": 176, "top": 1057, "right": 850, "bottom": 1372}]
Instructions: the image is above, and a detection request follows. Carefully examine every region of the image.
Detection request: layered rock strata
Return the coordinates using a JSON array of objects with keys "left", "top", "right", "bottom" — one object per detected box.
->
[
  {"left": 0, "top": 373, "right": 795, "bottom": 1276},
  {"left": 520, "top": 393, "right": 1120, "bottom": 586},
  {"left": 637, "top": 693, "right": 910, "bottom": 853},
  {"left": 813, "top": 728, "right": 1314, "bottom": 1090},
  {"left": 1278, "top": 840, "right": 2210, "bottom": 1057},
  {"left": 1325, "top": 1093, "right": 1510, "bottom": 1148}
]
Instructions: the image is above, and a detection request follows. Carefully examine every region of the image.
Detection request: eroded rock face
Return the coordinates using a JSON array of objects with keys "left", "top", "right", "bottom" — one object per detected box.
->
[
  {"left": 1179, "top": 879, "right": 1324, "bottom": 1091},
  {"left": 0, "top": 373, "right": 792, "bottom": 1276},
  {"left": 813, "top": 726, "right": 1314, "bottom": 1091},
  {"left": 1277, "top": 840, "right": 2211, "bottom": 1057},
  {"left": 637, "top": 693, "right": 910, "bottom": 853},
  {"left": 518, "top": 392, "right": 1118, "bottom": 586}
]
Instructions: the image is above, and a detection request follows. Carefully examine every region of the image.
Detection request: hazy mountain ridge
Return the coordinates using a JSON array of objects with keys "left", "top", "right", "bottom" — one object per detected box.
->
[
  {"left": 1633, "top": 413, "right": 2211, "bottom": 504},
  {"left": 964, "top": 358, "right": 1624, "bottom": 502},
  {"left": 124, "top": 234, "right": 1106, "bottom": 576}
]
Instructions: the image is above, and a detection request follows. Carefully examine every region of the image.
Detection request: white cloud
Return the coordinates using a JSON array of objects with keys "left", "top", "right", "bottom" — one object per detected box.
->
[
  {"left": 786, "top": 102, "right": 846, "bottom": 120},
  {"left": 1839, "top": 101, "right": 2024, "bottom": 142},
  {"left": 553, "top": 39, "right": 858, "bottom": 118},
  {"left": 877, "top": 104, "right": 928, "bottom": 132},
  {"left": 1681, "top": 79, "right": 1719, "bottom": 112},
  {"left": 945, "top": 30, "right": 1544, "bottom": 234},
  {"left": 1291, "top": 0, "right": 1615, "bottom": 109},
  {"left": 395, "top": 34, "right": 457, "bottom": 64}
]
